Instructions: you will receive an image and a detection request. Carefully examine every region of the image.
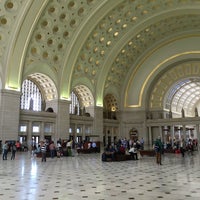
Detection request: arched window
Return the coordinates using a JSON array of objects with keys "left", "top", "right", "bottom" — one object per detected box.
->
[
  {"left": 70, "top": 91, "right": 80, "bottom": 115},
  {"left": 20, "top": 79, "right": 42, "bottom": 111}
]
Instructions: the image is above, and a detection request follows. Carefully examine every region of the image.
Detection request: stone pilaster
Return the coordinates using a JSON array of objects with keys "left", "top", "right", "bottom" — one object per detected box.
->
[
  {"left": 47, "top": 99, "right": 70, "bottom": 141},
  {"left": 93, "top": 106, "right": 103, "bottom": 142},
  {"left": 0, "top": 89, "right": 21, "bottom": 142}
]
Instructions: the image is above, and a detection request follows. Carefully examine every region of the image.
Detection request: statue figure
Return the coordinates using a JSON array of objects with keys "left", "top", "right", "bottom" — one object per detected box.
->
[
  {"left": 74, "top": 105, "right": 78, "bottom": 115},
  {"left": 169, "top": 110, "right": 172, "bottom": 118},
  {"left": 181, "top": 108, "right": 185, "bottom": 118},
  {"left": 29, "top": 98, "right": 33, "bottom": 110},
  {"left": 195, "top": 107, "right": 198, "bottom": 117}
]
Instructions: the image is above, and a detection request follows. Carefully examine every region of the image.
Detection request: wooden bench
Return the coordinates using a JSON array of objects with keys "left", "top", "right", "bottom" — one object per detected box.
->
[
  {"left": 102, "top": 153, "right": 133, "bottom": 162},
  {"left": 115, "top": 154, "right": 132, "bottom": 161},
  {"left": 139, "top": 150, "right": 155, "bottom": 157},
  {"left": 77, "top": 147, "right": 100, "bottom": 154}
]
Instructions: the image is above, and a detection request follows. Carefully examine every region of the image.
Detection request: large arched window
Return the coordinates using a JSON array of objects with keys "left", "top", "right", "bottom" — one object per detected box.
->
[
  {"left": 165, "top": 78, "right": 200, "bottom": 117},
  {"left": 21, "top": 79, "right": 42, "bottom": 111},
  {"left": 70, "top": 85, "right": 94, "bottom": 116},
  {"left": 70, "top": 91, "right": 80, "bottom": 115}
]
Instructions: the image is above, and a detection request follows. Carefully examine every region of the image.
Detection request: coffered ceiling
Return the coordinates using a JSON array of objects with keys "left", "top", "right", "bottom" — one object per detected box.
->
[{"left": 1, "top": 0, "right": 200, "bottom": 114}]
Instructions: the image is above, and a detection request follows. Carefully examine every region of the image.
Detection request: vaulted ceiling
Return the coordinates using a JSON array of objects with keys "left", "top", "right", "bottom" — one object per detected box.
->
[{"left": 1, "top": 0, "right": 200, "bottom": 115}]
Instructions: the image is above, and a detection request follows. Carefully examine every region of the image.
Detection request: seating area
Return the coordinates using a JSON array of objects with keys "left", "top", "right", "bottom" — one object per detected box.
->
[
  {"left": 102, "top": 149, "right": 157, "bottom": 162},
  {"left": 36, "top": 148, "right": 69, "bottom": 157},
  {"left": 102, "top": 153, "right": 135, "bottom": 162},
  {"left": 139, "top": 150, "right": 155, "bottom": 157},
  {"left": 77, "top": 141, "right": 100, "bottom": 154},
  {"left": 115, "top": 154, "right": 132, "bottom": 161},
  {"left": 77, "top": 148, "right": 100, "bottom": 154}
]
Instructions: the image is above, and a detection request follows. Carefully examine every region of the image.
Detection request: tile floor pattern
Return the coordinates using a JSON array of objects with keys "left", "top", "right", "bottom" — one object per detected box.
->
[{"left": 0, "top": 151, "right": 200, "bottom": 200}]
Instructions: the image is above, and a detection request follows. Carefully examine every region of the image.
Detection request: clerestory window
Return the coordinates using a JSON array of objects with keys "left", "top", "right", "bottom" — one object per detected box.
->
[
  {"left": 20, "top": 79, "right": 42, "bottom": 111},
  {"left": 70, "top": 91, "right": 80, "bottom": 115}
]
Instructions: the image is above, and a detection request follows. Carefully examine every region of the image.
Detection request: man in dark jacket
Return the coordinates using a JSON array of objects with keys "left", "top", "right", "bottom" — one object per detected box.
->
[{"left": 154, "top": 136, "right": 163, "bottom": 165}]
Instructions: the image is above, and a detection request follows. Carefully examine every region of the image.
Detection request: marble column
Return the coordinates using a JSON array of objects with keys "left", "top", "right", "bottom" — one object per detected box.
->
[
  {"left": 148, "top": 126, "right": 152, "bottom": 146},
  {"left": 171, "top": 125, "right": 175, "bottom": 147},
  {"left": 40, "top": 122, "right": 44, "bottom": 141},
  {"left": 111, "top": 127, "right": 114, "bottom": 144},
  {"left": 47, "top": 99, "right": 70, "bottom": 141},
  {"left": 0, "top": 89, "right": 21, "bottom": 143},
  {"left": 93, "top": 106, "right": 103, "bottom": 143},
  {"left": 182, "top": 125, "right": 186, "bottom": 139},
  {"left": 74, "top": 123, "right": 77, "bottom": 141},
  {"left": 159, "top": 126, "right": 163, "bottom": 141},
  {"left": 196, "top": 124, "right": 200, "bottom": 145},
  {"left": 82, "top": 124, "right": 86, "bottom": 141},
  {"left": 27, "top": 121, "right": 32, "bottom": 149}
]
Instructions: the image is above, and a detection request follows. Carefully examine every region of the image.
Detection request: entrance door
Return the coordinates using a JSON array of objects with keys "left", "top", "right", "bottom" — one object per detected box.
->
[
  {"left": 45, "top": 135, "right": 51, "bottom": 143},
  {"left": 76, "top": 136, "right": 82, "bottom": 143},
  {"left": 32, "top": 136, "right": 40, "bottom": 147}
]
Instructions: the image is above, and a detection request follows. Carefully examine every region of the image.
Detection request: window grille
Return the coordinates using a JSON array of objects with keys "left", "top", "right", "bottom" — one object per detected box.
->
[
  {"left": 70, "top": 91, "right": 80, "bottom": 115},
  {"left": 21, "top": 79, "right": 42, "bottom": 111}
]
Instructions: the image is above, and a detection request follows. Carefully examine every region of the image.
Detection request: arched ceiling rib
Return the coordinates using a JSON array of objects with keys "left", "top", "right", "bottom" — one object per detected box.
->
[
  {"left": 72, "top": 1, "right": 200, "bottom": 103},
  {"left": 1, "top": 0, "right": 200, "bottom": 108},
  {"left": 0, "top": 0, "right": 27, "bottom": 61},
  {"left": 24, "top": 0, "right": 103, "bottom": 74},
  {"left": 104, "top": 14, "right": 200, "bottom": 90}
]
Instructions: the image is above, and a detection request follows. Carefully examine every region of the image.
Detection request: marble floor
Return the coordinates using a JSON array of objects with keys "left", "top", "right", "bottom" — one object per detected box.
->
[{"left": 0, "top": 150, "right": 200, "bottom": 200}]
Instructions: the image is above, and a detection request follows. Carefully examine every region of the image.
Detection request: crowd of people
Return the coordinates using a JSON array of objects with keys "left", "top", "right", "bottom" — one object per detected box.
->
[
  {"left": 0, "top": 139, "right": 75, "bottom": 162},
  {"left": 153, "top": 136, "right": 199, "bottom": 165},
  {"left": 2, "top": 136, "right": 198, "bottom": 164},
  {"left": 1, "top": 138, "right": 101, "bottom": 162},
  {"left": 31, "top": 139, "right": 76, "bottom": 161},
  {"left": 102, "top": 137, "right": 144, "bottom": 161},
  {"left": 31, "top": 139, "right": 100, "bottom": 162},
  {"left": 166, "top": 137, "right": 198, "bottom": 156}
]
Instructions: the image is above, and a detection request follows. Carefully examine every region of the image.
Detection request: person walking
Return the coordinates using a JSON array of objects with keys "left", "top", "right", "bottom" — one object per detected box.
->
[
  {"left": 140, "top": 137, "right": 144, "bottom": 150},
  {"left": 11, "top": 143, "right": 17, "bottom": 160},
  {"left": 154, "top": 136, "right": 163, "bottom": 165},
  {"left": 41, "top": 141, "right": 47, "bottom": 162},
  {"left": 49, "top": 141, "right": 56, "bottom": 158},
  {"left": 180, "top": 137, "right": 186, "bottom": 157},
  {"left": 2, "top": 141, "right": 8, "bottom": 160}
]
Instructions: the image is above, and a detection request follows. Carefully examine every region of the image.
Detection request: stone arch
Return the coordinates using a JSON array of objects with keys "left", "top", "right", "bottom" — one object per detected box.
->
[
  {"left": 72, "top": 84, "right": 94, "bottom": 108},
  {"left": 72, "top": 84, "right": 94, "bottom": 117},
  {"left": 148, "top": 61, "right": 200, "bottom": 116},
  {"left": 24, "top": 73, "right": 58, "bottom": 101},
  {"left": 103, "top": 93, "right": 119, "bottom": 120},
  {"left": 103, "top": 94, "right": 119, "bottom": 112}
]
